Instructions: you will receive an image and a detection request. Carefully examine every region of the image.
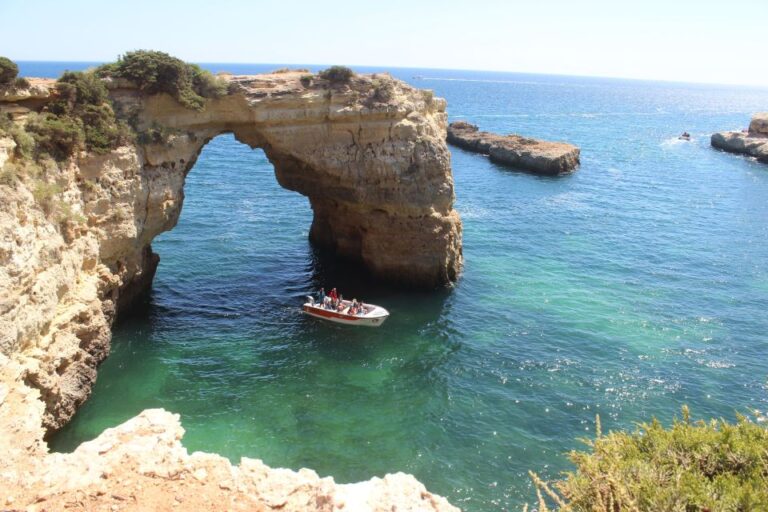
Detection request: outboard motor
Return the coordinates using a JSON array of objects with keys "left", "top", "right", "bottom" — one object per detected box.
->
[{"left": 306, "top": 295, "right": 315, "bottom": 306}]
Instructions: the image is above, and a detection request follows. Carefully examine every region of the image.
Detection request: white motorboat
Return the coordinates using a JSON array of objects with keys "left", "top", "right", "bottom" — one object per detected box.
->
[{"left": 302, "top": 296, "right": 389, "bottom": 327}]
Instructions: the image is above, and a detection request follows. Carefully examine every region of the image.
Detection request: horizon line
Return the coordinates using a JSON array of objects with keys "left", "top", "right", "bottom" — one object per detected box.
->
[{"left": 13, "top": 58, "right": 768, "bottom": 90}]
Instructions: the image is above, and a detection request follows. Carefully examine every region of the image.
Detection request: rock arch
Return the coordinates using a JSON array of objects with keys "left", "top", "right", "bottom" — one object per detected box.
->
[
  {"left": 0, "top": 70, "right": 461, "bottom": 510},
  {"left": 0, "top": 71, "right": 462, "bottom": 432},
  {"left": 121, "top": 72, "right": 462, "bottom": 294}
]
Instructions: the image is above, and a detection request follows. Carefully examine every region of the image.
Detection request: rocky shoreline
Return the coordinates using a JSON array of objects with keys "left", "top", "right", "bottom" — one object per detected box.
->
[
  {"left": 711, "top": 113, "right": 768, "bottom": 163},
  {"left": 447, "top": 121, "right": 580, "bottom": 175},
  {"left": 1, "top": 355, "right": 456, "bottom": 511},
  {"left": 0, "top": 67, "right": 460, "bottom": 510}
]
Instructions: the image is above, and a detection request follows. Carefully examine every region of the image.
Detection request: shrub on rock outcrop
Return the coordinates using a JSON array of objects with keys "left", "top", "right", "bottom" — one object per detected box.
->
[
  {"left": 0, "top": 56, "right": 19, "bottom": 85},
  {"left": 25, "top": 113, "right": 84, "bottom": 161},
  {"left": 530, "top": 408, "right": 768, "bottom": 511},
  {"left": 300, "top": 74, "right": 313, "bottom": 87},
  {"left": 96, "top": 50, "right": 227, "bottom": 111},
  {"left": 318, "top": 65, "right": 354, "bottom": 84},
  {"left": 136, "top": 122, "right": 178, "bottom": 146},
  {"left": 372, "top": 78, "right": 395, "bottom": 103},
  {"left": 37, "top": 71, "right": 132, "bottom": 158},
  {"left": 50, "top": 71, "right": 110, "bottom": 113}
]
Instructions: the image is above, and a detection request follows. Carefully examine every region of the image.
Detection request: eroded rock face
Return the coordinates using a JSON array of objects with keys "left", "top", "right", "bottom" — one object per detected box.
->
[
  {"left": 0, "top": 72, "right": 461, "bottom": 509},
  {"left": 447, "top": 121, "right": 580, "bottom": 175},
  {"left": 711, "top": 113, "right": 768, "bottom": 163}
]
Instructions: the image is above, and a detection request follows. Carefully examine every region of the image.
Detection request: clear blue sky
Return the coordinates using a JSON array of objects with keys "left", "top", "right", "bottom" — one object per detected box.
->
[{"left": 2, "top": 0, "right": 766, "bottom": 86}]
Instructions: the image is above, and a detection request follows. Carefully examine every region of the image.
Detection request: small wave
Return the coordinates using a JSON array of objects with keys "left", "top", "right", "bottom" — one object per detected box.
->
[
  {"left": 543, "top": 191, "right": 592, "bottom": 210},
  {"left": 661, "top": 137, "right": 691, "bottom": 147},
  {"left": 702, "top": 360, "right": 735, "bottom": 369},
  {"left": 459, "top": 205, "right": 491, "bottom": 219}
]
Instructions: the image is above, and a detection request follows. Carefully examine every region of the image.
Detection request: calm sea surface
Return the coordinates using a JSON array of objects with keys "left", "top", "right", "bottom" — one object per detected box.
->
[{"left": 31, "top": 61, "right": 768, "bottom": 510}]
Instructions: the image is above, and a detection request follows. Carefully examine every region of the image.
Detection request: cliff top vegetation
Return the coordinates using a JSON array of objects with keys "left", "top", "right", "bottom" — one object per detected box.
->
[
  {"left": 0, "top": 56, "right": 19, "bottom": 85},
  {"left": 0, "top": 51, "right": 229, "bottom": 165},
  {"left": 530, "top": 407, "right": 768, "bottom": 511},
  {"left": 95, "top": 50, "right": 227, "bottom": 111},
  {"left": 317, "top": 65, "right": 355, "bottom": 84}
]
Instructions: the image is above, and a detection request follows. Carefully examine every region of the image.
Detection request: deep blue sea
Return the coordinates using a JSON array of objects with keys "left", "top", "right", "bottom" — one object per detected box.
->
[{"left": 30, "top": 61, "right": 768, "bottom": 510}]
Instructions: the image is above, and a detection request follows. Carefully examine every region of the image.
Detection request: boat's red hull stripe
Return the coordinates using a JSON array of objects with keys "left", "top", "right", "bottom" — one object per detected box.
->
[{"left": 303, "top": 305, "right": 363, "bottom": 321}]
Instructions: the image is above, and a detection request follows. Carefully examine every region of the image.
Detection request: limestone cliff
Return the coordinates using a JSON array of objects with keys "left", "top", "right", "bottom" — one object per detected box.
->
[
  {"left": 0, "top": 71, "right": 460, "bottom": 510},
  {"left": 711, "top": 113, "right": 768, "bottom": 163}
]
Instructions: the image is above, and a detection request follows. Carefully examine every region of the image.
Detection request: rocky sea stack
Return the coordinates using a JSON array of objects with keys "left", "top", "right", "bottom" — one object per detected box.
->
[
  {"left": 447, "top": 121, "right": 580, "bottom": 175},
  {"left": 0, "top": 53, "right": 458, "bottom": 510},
  {"left": 711, "top": 113, "right": 768, "bottom": 163}
]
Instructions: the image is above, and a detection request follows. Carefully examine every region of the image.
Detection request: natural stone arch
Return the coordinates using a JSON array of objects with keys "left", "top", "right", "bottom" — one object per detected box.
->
[
  {"left": 120, "top": 72, "right": 462, "bottom": 296},
  {"left": 0, "top": 71, "right": 462, "bottom": 432},
  {"left": 0, "top": 69, "right": 462, "bottom": 510}
]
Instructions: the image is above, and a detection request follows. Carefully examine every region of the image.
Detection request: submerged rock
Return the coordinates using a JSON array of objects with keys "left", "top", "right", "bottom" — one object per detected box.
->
[
  {"left": 711, "top": 113, "right": 768, "bottom": 163},
  {"left": 447, "top": 121, "right": 580, "bottom": 174}
]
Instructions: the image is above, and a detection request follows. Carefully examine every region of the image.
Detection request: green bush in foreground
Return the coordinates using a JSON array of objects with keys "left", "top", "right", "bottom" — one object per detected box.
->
[
  {"left": 318, "top": 65, "right": 354, "bottom": 84},
  {"left": 530, "top": 408, "right": 768, "bottom": 511},
  {"left": 0, "top": 56, "right": 19, "bottom": 85},
  {"left": 96, "top": 50, "right": 226, "bottom": 111}
]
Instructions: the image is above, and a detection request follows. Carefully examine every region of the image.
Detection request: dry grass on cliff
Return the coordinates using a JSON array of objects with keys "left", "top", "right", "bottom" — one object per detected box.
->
[{"left": 529, "top": 408, "right": 768, "bottom": 511}]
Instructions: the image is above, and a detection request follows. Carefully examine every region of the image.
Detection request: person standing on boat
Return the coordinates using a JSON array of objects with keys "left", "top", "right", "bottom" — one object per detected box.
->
[
  {"left": 318, "top": 288, "right": 326, "bottom": 304},
  {"left": 329, "top": 288, "right": 338, "bottom": 308}
]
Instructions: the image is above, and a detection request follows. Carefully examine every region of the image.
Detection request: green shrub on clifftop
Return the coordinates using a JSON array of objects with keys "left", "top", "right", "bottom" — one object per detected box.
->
[
  {"left": 35, "top": 71, "right": 132, "bottom": 158},
  {"left": 0, "top": 56, "right": 19, "bottom": 85},
  {"left": 25, "top": 113, "right": 84, "bottom": 161},
  {"left": 50, "top": 71, "right": 109, "bottom": 115},
  {"left": 96, "top": 50, "right": 227, "bottom": 111},
  {"left": 318, "top": 65, "right": 354, "bottom": 84},
  {"left": 530, "top": 408, "right": 768, "bottom": 511}
]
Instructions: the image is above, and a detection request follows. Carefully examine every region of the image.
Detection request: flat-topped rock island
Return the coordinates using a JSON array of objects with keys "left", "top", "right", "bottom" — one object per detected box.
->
[
  {"left": 711, "top": 113, "right": 768, "bottom": 163},
  {"left": 447, "top": 121, "right": 580, "bottom": 175}
]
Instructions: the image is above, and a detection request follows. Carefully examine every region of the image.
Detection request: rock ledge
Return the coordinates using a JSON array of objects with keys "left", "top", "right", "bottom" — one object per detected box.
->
[
  {"left": 447, "top": 121, "right": 580, "bottom": 174},
  {"left": 711, "top": 113, "right": 768, "bottom": 163}
]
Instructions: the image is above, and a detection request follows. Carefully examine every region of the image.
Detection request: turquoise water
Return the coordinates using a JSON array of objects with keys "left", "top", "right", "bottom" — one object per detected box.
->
[{"left": 38, "top": 62, "right": 768, "bottom": 510}]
